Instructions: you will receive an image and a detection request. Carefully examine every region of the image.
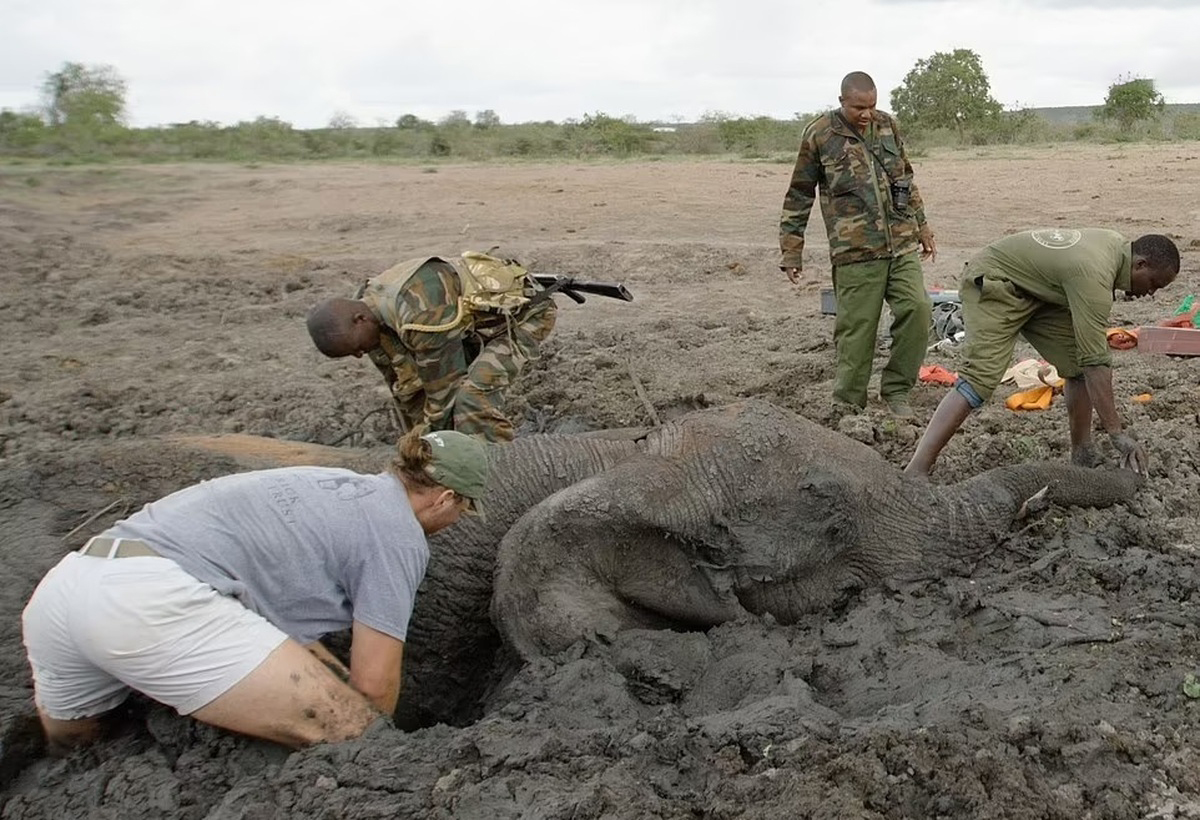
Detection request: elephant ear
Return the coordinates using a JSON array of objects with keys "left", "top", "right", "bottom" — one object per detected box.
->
[
  {"left": 704, "top": 467, "right": 871, "bottom": 620},
  {"left": 720, "top": 466, "right": 863, "bottom": 580},
  {"left": 490, "top": 454, "right": 748, "bottom": 660}
]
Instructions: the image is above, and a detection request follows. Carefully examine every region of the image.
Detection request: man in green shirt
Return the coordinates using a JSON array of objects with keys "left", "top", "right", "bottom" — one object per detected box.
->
[{"left": 904, "top": 229, "right": 1180, "bottom": 478}]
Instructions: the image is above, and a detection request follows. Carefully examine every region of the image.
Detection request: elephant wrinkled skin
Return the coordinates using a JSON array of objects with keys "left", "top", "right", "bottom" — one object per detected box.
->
[{"left": 489, "top": 400, "right": 1142, "bottom": 661}]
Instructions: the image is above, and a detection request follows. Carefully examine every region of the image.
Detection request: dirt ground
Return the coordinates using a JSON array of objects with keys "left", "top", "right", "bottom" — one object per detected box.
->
[{"left": 2, "top": 142, "right": 1200, "bottom": 819}]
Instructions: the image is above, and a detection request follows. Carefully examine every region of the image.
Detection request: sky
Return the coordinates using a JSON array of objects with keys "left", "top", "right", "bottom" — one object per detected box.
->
[{"left": 3, "top": 0, "right": 1200, "bottom": 129}]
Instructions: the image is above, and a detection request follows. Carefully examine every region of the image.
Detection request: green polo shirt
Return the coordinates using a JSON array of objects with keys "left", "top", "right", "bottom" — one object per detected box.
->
[{"left": 970, "top": 228, "right": 1132, "bottom": 368}]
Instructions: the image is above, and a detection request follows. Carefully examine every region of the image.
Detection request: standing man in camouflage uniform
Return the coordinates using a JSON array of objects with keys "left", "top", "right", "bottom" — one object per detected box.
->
[
  {"left": 306, "top": 253, "right": 557, "bottom": 442},
  {"left": 779, "top": 71, "right": 937, "bottom": 418},
  {"left": 904, "top": 229, "right": 1180, "bottom": 478}
]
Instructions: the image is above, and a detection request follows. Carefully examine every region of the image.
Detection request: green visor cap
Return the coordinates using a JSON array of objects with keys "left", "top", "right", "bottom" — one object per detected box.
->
[{"left": 421, "top": 430, "right": 489, "bottom": 515}]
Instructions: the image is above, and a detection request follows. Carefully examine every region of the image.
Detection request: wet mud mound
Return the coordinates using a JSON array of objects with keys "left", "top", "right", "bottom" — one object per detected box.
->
[{"left": 3, "top": 156, "right": 1200, "bottom": 818}]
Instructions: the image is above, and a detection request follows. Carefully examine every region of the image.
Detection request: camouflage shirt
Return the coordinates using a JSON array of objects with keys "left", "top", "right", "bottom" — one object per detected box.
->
[
  {"left": 358, "top": 257, "right": 556, "bottom": 432},
  {"left": 779, "top": 109, "right": 930, "bottom": 270}
]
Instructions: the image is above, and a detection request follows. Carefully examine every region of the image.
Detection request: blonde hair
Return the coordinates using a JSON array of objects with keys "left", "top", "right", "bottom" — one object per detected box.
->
[{"left": 389, "top": 428, "right": 441, "bottom": 491}]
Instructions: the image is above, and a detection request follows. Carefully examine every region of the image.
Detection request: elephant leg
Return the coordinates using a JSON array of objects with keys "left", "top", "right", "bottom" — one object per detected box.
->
[{"left": 492, "top": 455, "right": 746, "bottom": 659}]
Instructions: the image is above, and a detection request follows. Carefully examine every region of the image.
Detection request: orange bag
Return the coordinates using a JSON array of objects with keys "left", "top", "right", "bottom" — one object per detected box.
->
[
  {"left": 1004, "top": 385, "right": 1054, "bottom": 411},
  {"left": 1106, "top": 327, "right": 1139, "bottom": 350}
]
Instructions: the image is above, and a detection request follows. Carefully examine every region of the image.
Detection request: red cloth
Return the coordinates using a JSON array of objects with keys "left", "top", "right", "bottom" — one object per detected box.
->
[
  {"left": 1160, "top": 311, "right": 1199, "bottom": 329},
  {"left": 919, "top": 365, "right": 958, "bottom": 386}
]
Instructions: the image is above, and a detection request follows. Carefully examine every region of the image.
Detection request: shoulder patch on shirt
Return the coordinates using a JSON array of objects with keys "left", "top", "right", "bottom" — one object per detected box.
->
[{"left": 1030, "top": 228, "right": 1082, "bottom": 249}]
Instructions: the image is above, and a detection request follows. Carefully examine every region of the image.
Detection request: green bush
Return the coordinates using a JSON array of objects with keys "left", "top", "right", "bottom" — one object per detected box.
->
[
  {"left": 0, "top": 110, "right": 47, "bottom": 150},
  {"left": 429, "top": 133, "right": 451, "bottom": 157},
  {"left": 564, "top": 113, "right": 653, "bottom": 156},
  {"left": 965, "top": 108, "right": 1048, "bottom": 145},
  {"left": 1170, "top": 112, "right": 1200, "bottom": 140},
  {"left": 1, "top": 104, "right": 1198, "bottom": 165}
]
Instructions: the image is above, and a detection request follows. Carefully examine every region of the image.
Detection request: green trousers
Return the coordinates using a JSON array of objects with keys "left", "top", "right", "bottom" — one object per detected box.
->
[{"left": 831, "top": 253, "right": 931, "bottom": 407}]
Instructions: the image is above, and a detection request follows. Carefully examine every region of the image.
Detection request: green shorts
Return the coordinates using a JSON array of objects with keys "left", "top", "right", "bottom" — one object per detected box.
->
[{"left": 957, "top": 263, "right": 1083, "bottom": 404}]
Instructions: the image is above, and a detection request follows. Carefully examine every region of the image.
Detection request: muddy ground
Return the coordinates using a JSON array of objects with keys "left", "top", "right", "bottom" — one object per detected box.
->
[{"left": 2, "top": 143, "right": 1200, "bottom": 818}]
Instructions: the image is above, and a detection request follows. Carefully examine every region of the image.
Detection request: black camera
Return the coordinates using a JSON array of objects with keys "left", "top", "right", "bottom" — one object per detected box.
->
[{"left": 890, "top": 179, "right": 911, "bottom": 211}]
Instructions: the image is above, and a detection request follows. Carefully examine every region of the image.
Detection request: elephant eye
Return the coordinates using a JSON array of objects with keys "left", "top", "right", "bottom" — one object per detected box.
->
[{"left": 688, "top": 538, "right": 728, "bottom": 568}]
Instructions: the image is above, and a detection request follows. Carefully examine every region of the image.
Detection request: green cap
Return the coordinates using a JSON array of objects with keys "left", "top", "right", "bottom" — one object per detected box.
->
[{"left": 420, "top": 430, "right": 489, "bottom": 516}]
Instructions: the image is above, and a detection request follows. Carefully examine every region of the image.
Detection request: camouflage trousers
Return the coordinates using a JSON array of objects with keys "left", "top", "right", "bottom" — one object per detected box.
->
[{"left": 393, "top": 306, "right": 556, "bottom": 442}]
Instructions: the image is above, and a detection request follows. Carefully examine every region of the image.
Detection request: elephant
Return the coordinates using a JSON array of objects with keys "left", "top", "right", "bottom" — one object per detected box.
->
[
  {"left": 489, "top": 400, "right": 1142, "bottom": 660},
  {"left": 75, "top": 399, "right": 1140, "bottom": 731}
]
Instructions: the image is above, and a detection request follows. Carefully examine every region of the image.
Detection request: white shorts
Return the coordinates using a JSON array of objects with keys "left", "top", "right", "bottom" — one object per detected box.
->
[{"left": 22, "top": 551, "right": 289, "bottom": 719}]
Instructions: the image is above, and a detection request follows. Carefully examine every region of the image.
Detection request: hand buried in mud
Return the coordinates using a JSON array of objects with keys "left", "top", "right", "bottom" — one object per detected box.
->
[
  {"left": 1070, "top": 442, "right": 1103, "bottom": 469},
  {"left": 1109, "top": 431, "right": 1148, "bottom": 476}
]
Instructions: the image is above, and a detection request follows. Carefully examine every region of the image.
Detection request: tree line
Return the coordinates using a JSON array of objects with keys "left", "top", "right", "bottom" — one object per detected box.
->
[{"left": 0, "top": 54, "right": 1190, "bottom": 162}]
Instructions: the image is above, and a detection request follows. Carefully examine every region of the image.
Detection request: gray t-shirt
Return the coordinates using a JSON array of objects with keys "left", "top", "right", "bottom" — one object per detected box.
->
[{"left": 108, "top": 467, "right": 428, "bottom": 644}]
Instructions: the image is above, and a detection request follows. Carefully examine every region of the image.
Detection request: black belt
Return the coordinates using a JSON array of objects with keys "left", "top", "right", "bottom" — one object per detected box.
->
[{"left": 78, "top": 537, "right": 160, "bottom": 559}]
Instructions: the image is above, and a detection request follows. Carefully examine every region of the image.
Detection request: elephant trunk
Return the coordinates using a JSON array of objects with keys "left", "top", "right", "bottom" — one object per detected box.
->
[{"left": 889, "top": 463, "right": 1143, "bottom": 577}]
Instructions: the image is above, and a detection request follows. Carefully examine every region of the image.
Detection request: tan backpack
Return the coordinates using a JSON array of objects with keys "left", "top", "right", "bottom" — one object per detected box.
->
[
  {"left": 395, "top": 251, "right": 536, "bottom": 333},
  {"left": 364, "top": 251, "right": 537, "bottom": 333},
  {"left": 451, "top": 251, "right": 534, "bottom": 315}
]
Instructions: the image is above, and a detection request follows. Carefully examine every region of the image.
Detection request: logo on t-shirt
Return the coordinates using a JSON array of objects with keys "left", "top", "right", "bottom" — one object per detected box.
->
[
  {"left": 317, "top": 476, "right": 377, "bottom": 500},
  {"left": 1030, "top": 228, "right": 1082, "bottom": 249}
]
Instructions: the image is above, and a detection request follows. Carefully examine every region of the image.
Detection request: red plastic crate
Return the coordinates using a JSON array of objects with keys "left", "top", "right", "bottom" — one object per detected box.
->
[{"left": 1137, "top": 326, "right": 1200, "bottom": 356}]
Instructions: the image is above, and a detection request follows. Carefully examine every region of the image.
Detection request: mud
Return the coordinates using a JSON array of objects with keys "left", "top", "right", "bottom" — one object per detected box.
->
[{"left": 2, "top": 145, "right": 1200, "bottom": 818}]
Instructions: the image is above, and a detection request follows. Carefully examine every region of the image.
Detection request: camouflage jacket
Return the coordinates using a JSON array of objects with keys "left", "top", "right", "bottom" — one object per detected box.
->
[
  {"left": 779, "top": 109, "right": 930, "bottom": 270},
  {"left": 358, "top": 256, "right": 556, "bottom": 431}
]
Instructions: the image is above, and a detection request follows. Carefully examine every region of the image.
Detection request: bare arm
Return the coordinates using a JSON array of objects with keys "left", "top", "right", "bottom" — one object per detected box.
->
[
  {"left": 1081, "top": 365, "right": 1122, "bottom": 434},
  {"left": 1083, "top": 364, "right": 1148, "bottom": 474},
  {"left": 349, "top": 620, "right": 405, "bottom": 715},
  {"left": 305, "top": 640, "right": 350, "bottom": 683},
  {"left": 1069, "top": 282, "right": 1126, "bottom": 436}
]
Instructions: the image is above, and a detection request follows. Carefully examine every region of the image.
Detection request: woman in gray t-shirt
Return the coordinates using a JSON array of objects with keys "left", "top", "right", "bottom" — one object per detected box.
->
[{"left": 22, "top": 429, "right": 488, "bottom": 751}]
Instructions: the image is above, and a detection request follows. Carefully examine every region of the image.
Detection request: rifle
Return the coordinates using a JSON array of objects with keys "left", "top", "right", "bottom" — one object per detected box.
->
[{"left": 531, "top": 273, "right": 634, "bottom": 305}]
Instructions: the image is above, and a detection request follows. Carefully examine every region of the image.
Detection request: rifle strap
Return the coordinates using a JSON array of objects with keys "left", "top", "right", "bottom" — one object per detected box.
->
[
  {"left": 527, "top": 277, "right": 584, "bottom": 305},
  {"left": 399, "top": 298, "right": 469, "bottom": 334}
]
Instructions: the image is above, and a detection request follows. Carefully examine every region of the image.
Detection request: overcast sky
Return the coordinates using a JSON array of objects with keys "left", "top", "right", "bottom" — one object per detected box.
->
[{"left": 3, "top": 0, "right": 1199, "bottom": 128}]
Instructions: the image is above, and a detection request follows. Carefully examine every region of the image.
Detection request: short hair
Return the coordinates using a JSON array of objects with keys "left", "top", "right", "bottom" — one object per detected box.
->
[
  {"left": 306, "top": 298, "right": 361, "bottom": 356},
  {"left": 841, "top": 72, "right": 876, "bottom": 97},
  {"left": 1131, "top": 234, "right": 1181, "bottom": 278}
]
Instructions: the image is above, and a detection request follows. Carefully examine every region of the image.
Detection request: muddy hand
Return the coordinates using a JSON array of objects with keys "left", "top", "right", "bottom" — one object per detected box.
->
[
  {"left": 783, "top": 266, "right": 802, "bottom": 285},
  {"left": 1110, "top": 431, "right": 1147, "bottom": 476}
]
